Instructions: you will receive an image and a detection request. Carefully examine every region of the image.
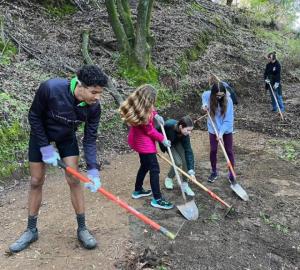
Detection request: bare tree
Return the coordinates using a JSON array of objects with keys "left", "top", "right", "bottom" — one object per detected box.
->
[{"left": 105, "top": 0, "right": 155, "bottom": 71}]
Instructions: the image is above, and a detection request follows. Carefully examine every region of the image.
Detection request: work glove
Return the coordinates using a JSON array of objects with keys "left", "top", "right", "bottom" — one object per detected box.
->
[
  {"left": 85, "top": 169, "right": 101, "bottom": 192},
  {"left": 162, "top": 138, "right": 171, "bottom": 148},
  {"left": 202, "top": 105, "right": 208, "bottom": 112},
  {"left": 188, "top": 169, "right": 195, "bottom": 176},
  {"left": 40, "top": 145, "right": 60, "bottom": 166},
  {"left": 265, "top": 79, "right": 270, "bottom": 84},
  {"left": 274, "top": 82, "right": 279, "bottom": 89},
  {"left": 154, "top": 114, "right": 165, "bottom": 125}
]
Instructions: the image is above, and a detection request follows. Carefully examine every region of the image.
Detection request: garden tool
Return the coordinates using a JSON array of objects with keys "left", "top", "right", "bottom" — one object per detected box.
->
[
  {"left": 194, "top": 113, "right": 207, "bottom": 124},
  {"left": 266, "top": 81, "right": 284, "bottom": 121},
  {"left": 157, "top": 153, "right": 234, "bottom": 216},
  {"left": 207, "top": 112, "right": 249, "bottom": 201},
  {"left": 57, "top": 160, "right": 175, "bottom": 240},
  {"left": 159, "top": 123, "right": 199, "bottom": 220}
]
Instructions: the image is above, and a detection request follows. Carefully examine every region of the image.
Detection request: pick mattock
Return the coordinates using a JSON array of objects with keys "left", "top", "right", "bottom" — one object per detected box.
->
[
  {"left": 57, "top": 160, "right": 176, "bottom": 240},
  {"left": 159, "top": 123, "right": 199, "bottom": 220},
  {"left": 157, "top": 153, "right": 234, "bottom": 216},
  {"left": 267, "top": 81, "right": 284, "bottom": 121},
  {"left": 207, "top": 111, "right": 249, "bottom": 201}
]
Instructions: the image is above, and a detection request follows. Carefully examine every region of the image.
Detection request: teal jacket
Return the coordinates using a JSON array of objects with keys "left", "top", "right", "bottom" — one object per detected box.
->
[{"left": 158, "top": 119, "right": 195, "bottom": 171}]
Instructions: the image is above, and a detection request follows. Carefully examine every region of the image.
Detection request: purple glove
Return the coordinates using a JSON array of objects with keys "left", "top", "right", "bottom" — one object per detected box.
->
[
  {"left": 85, "top": 169, "right": 101, "bottom": 192},
  {"left": 40, "top": 145, "right": 60, "bottom": 166}
]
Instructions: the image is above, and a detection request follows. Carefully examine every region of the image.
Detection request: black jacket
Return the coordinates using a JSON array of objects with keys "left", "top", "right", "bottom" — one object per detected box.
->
[
  {"left": 157, "top": 119, "right": 194, "bottom": 171},
  {"left": 28, "top": 78, "right": 101, "bottom": 170},
  {"left": 264, "top": 60, "right": 281, "bottom": 86}
]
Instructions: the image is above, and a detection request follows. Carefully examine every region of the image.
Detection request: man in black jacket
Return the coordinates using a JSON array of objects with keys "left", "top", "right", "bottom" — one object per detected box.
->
[
  {"left": 9, "top": 65, "right": 108, "bottom": 253},
  {"left": 264, "top": 51, "right": 285, "bottom": 112}
]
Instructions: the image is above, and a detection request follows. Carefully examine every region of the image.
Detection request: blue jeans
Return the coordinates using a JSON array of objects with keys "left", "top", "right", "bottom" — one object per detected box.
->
[{"left": 269, "top": 85, "right": 285, "bottom": 112}]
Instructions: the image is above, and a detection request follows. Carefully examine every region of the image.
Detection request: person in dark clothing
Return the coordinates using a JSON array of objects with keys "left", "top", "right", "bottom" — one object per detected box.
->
[
  {"left": 264, "top": 51, "right": 285, "bottom": 112},
  {"left": 9, "top": 65, "right": 108, "bottom": 253},
  {"left": 158, "top": 116, "right": 196, "bottom": 196}
]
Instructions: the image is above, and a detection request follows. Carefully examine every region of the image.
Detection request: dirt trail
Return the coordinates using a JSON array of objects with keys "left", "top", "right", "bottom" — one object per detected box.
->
[{"left": 1, "top": 130, "right": 300, "bottom": 270}]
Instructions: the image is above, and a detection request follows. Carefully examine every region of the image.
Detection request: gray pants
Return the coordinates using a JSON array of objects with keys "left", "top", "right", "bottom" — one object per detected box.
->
[{"left": 167, "top": 143, "right": 188, "bottom": 182}]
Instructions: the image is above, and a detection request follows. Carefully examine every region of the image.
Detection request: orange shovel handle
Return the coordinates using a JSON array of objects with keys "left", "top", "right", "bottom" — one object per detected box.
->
[{"left": 58, "top": 160, "right": 175, "bottom": 240}]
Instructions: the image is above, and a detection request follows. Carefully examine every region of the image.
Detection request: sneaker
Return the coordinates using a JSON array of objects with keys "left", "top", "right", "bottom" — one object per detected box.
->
[
  {"left": 151, "top": 198, "right": 174, "bottom": 210},
  {"left": 9, "top": 228, "right": 38, "bottom": 253},
  {"left": 77, "top": 229, "right": 97, "bottom": 249},
  {"left": 208, "top": 172, "right": 218, "bottom": 183},
  {"left": 164, "top": 177, "right": 174, "bottom": 190},
  {"left": 182, "top": 182, "right": 195, "bottom": 196},
  {"left": 131, "top": 188, "right": 152, "bottom": 199}
]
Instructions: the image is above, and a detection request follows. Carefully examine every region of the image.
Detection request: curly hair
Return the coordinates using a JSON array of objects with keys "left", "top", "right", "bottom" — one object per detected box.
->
[
  {"left": 210, "top": 82, "right": 227, "bottom": 119},
  {"left": 119, "top": 84, "right": 157, "bottom": 126},
  {"left": 77, "top": 65, "right": 108, "bottom": 87}
]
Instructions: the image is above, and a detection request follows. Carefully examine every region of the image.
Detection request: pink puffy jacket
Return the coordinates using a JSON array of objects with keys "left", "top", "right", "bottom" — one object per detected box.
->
[{"left": 128, "top": 110, "right": 164, "bottom": 154}]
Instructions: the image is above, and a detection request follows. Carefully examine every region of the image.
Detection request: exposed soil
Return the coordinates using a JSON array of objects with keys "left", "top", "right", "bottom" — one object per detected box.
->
[
  {"left": 0, "top": 130, "right": 299, "bottom": 269},
  {"left": 0, "top": 0, "right": 300, "bottom": 269}
]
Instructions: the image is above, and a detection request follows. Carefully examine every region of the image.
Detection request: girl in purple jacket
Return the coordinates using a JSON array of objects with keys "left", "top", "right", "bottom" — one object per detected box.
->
[{"left": 119, "top": 84, "right": 173, "bottom": 210}]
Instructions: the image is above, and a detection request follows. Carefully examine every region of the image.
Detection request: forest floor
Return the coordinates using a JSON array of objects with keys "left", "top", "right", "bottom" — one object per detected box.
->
[
  {"left": 0, "top": 0, "right": 300, "bottom": 269},
  {"left": 0, "top": 129, "right": 299, "bottom": 270}
]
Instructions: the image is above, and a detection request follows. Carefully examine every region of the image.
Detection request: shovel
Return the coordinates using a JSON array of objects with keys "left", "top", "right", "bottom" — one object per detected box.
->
[
  {"left": 57, "top": 160, "right": 175, "bottom": 240},
  {"left": 267, "top": 81, "right": 284, "bottom": 121},
  {"left": 157, "top": 153, "right": 234, "bottom": 216},
  {"left": 207, "top": 112, "right": 249, "bottom": 201},
  {"left": 159, "top": 123, "right": 199, "bottom": 220}
]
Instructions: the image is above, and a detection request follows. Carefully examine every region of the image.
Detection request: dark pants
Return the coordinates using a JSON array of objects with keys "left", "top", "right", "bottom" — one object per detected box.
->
[
  {"left": 209, "top": 133, "right": 234, "bottom": 178},
  {"left": 135, "top": 153, "right": 161, "bottom": 200}
]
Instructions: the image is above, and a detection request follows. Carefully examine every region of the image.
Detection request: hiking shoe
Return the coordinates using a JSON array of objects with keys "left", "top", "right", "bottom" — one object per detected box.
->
[
  {"left": 131, "top": 188, "right": 152, "bottom": 199},
  {"left": 208, "top": 172, "right": 218, "bottom": 183},
  {"left": 182, "top": 182, "right": 195, "bottom": 196},
  {"left": 151, "top": 198, "right": 174, "bottom": 210},
  {"left": 77, "top": 229, "right": 97, "bottom": 249},
  {"left": 164, "top": 177, "right": 174, "bottom": 190},
  {"left": 9, "top": 229, "right": 38, "bottom": 253}
]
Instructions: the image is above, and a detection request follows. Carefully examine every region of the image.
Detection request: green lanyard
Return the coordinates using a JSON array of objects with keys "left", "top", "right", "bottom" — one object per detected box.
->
[{"left": 70, "top": 77, "right": 87, "bottom": 107}]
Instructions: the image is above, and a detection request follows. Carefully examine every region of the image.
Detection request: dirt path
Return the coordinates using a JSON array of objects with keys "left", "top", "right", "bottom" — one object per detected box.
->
[{"left": 0, "top": 130, "right": 299, "bottom": 270}]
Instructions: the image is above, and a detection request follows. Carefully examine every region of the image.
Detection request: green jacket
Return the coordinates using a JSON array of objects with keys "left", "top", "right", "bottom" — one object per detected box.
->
[{"left": 158, "top": 119, "right": 194, "bottom": 171}]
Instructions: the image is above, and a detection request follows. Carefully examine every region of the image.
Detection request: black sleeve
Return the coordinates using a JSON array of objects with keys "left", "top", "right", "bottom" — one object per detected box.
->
[
  {"left": 274, "top": 62, "right": 281, "bottom": 83},
  {"left": 83, "top": 104, "right": 101, "bottom": 170},
  {"left": 28, "top": 82, "right": 50, "bottom": 147}
]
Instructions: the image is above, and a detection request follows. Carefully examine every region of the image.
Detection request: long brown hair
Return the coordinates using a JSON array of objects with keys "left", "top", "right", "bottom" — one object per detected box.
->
[
  {"left": 210, "top": 83, "right": 227, "bottom": 118},
  {"left": 119, "top": 84, "right": 157, "bottom": 126}
]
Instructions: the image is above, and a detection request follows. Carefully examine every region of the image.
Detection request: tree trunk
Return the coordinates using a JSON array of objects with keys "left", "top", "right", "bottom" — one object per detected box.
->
[
  {"left": 135, "top": 0, "right": 151, "bottom": 69},
  {"left": 145, "top": 0, "right": 154, "bottom": 39},
  {"left": 226, "top": 0, "right": 233, "bottom": 6},
  {"left": 105, "top": 0, "right": 131, "bottom": 54},
  {"left": 117, "top": 0, "right": 135, "bottom": 47}
]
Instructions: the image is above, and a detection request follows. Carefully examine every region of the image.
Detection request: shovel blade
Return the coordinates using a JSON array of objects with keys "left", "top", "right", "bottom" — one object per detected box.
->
[
  {"left": 230, "top": 182, "right": 249, "bottom": 201},
  {"left": 176, "top": 200, "right": 199, "bottom": 220}
]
